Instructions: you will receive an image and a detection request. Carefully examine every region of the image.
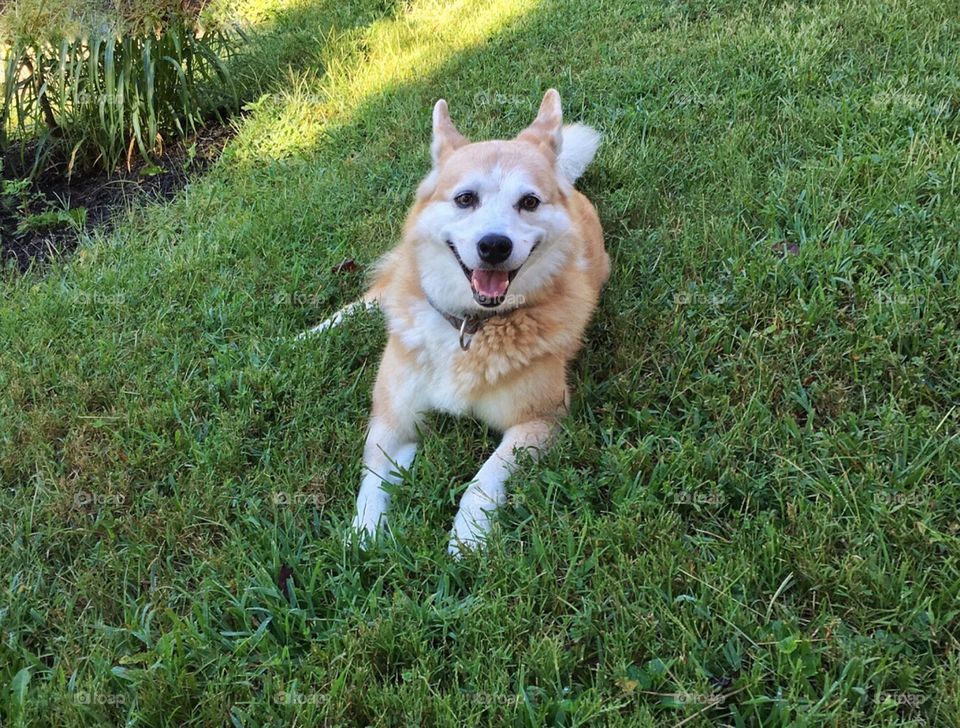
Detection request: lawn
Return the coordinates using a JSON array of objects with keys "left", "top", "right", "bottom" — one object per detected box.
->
[{"left": 1, "top": 0, "right": 959, "bottom": 725}]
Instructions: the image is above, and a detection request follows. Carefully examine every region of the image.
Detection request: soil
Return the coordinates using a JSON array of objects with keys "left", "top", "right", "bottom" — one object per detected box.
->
[{"left": 1, "top": 123, "right": 234, "bottom": 271}]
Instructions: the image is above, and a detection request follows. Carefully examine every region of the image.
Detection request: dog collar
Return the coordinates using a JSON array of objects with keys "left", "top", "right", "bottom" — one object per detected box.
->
[{"left": 425, "top": 297, "right": 500, "bottom": 351}]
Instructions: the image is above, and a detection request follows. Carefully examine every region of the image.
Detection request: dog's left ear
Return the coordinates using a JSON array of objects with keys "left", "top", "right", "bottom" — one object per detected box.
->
[
  {"left": 518, "top": 88, "right": 563, "bottom": 155},
  {"left": 432, "top": 99, "right": 467, "bottom": 166}
]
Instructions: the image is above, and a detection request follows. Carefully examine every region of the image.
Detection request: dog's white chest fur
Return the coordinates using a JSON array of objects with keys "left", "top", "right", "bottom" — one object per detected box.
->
[{"left": 392, "top": 299, "right": 475, "bottom": 416}]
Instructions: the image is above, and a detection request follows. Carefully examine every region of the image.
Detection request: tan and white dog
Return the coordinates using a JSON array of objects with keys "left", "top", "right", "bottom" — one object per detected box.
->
[{"left": 305, "top": 89, "right": 609, "bottom": 554}]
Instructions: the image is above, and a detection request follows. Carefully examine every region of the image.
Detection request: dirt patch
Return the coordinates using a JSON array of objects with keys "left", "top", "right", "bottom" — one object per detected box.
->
[{"left": 1, "top": 123, "right": 234, "bottom": 271}]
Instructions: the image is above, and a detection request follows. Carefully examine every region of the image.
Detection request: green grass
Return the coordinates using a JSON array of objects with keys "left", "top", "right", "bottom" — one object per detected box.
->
[{"left": 1, "top": 0, "right": 959, "bottom": 724}]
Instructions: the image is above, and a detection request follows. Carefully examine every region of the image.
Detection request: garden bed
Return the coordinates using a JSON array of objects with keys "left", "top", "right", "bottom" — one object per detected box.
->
[
  {"left": 1, "top": 122, "right": 233, "bottom": 270},
  {"left": 1, "top": 0, "right": 246, "bottom": 271}
]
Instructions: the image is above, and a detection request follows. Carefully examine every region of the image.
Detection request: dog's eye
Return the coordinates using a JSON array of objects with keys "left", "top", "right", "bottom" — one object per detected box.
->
[
  {"left": 518, "top": 194, "right": 540, "bottom": 212},
  {"left": 454, "top": 192, "right": 477, "bottom": 208}
]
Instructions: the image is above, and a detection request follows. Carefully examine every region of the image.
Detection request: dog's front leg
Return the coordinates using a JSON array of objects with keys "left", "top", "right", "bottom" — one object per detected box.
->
[
  {"left": 351, "top": 342, "right": 421, "bottom": 542},
  {"left": 449, "top": 419, "right": 555, "bottom": 555},
  {"left": 351, "top": 418, "right": 418, "bottom": 540}
]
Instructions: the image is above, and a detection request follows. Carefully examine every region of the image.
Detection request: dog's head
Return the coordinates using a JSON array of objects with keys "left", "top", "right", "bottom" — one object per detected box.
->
[{"left": 406, "top": 89, "right": 599, "bottom": 313}]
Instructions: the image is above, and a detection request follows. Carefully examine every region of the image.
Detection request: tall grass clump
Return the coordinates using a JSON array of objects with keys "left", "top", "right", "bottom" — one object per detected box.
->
[{"left": 0, "top": 0, "right": 242, "bottom": 177}]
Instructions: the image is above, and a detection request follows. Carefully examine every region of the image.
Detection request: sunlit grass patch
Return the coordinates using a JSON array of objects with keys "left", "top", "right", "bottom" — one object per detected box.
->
[{"left": 225, "top": 0, "right": 537, "bottom": 163}]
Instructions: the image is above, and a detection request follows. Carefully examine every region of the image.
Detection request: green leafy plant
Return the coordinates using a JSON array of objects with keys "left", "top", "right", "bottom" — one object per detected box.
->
[
  {"left": 1, "top": 158, "right": 37, "bottom": 214},
  {"left": 15, "top": 204, "right": 86, "bottom": 233},
  {"left": 0, "top": 1, "right": 242, "bottom": 177}
]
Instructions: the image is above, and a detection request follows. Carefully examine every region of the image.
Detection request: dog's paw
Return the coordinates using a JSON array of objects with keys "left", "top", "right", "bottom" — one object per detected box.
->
[
  {"left": 349, "top": 514, "right": 382, "bottom": 549},
  {"left": 448, "top": 507, "right": 493, "bottom": 557},
  {"left": 447, "top": 534, "right": 476, "bottom": 559}
]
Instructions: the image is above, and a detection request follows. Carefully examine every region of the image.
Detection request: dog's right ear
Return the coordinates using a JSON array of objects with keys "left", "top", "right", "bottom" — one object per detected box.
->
[{"left": 431, "top": 99, "right": 467, "bottom": 166}]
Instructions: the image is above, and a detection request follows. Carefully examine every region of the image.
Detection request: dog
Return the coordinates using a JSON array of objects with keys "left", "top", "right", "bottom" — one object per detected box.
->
[{"left": 304, "top": 89, "right": 609, "bottom": 554}]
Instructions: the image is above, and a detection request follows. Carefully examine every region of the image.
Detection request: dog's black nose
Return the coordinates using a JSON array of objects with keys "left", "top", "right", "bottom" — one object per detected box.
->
[{"left": 477, "top": 234, "right": 513, "bottom": 265}]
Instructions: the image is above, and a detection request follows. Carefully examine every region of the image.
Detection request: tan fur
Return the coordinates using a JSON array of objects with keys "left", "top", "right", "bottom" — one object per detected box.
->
[{"left": 367, "top": 146, "right": 607, "bottom": 431}]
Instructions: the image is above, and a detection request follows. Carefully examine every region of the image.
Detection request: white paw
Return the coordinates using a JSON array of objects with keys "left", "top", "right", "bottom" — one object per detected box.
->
[
  {"left": 448, "top": 506, "right": 494, "bottom": 557},
  {"left": 349, "top": 512, "right": 384, "bottom": 548}
]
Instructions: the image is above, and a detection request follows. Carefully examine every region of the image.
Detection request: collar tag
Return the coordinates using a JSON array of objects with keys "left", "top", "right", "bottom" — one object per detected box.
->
[{"left": 458, "top": 318, "right": 473, "bottom": 351}]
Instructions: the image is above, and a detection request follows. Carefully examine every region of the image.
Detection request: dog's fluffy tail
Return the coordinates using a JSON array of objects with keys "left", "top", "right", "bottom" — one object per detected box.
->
[
  {"left": 296, "top": 257, "right": 394, "bottom": 340},
  {"left": 558, "top": 123, "right": 600, "bottom": 184},
  {"left": 297, "top": 286, "right": 383, "bottom": 341}
]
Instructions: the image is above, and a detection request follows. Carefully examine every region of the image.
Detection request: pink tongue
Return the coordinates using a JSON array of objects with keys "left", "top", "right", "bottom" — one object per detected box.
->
[{"left": 471, "top": 269, "right": 510, "bottom": 299}]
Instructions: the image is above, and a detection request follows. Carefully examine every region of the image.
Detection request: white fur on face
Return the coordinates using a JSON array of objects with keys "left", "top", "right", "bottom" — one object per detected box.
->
[{"left": 411, "top": 165, "right": 575, "bottom": 313}]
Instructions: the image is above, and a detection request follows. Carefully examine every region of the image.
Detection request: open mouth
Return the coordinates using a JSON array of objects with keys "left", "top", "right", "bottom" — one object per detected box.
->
[{"left": 446, "top": 242, "right": 521, "bottom": 308}]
